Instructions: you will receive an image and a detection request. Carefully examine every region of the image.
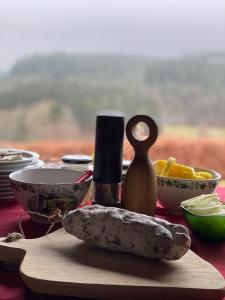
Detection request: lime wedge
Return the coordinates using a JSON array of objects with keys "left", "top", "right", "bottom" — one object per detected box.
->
[
  {"left": 204, "top": 209, "right": 225, "bottom": 216},
  {"left": 189, "top": 205, "right": 221, "bottom": 215},
  {"left": 181, "top": 194, "right": 218, "bottom": 207},
  {"left": 181, "top": 193, "right": 225, "bottom": 216}
]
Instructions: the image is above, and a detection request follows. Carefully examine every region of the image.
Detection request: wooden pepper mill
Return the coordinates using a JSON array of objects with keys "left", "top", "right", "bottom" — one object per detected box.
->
[{"left": 122, "top": 115, "right": 158, "bottom": 216}]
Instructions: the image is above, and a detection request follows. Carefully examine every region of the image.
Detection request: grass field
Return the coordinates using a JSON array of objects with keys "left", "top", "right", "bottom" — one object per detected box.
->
[{"left": 161, "top": 126, "right": 225, "bottom": 139}]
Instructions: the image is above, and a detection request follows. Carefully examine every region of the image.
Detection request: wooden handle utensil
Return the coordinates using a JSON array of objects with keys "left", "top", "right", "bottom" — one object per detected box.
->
[{"left": 122, "top": 115, "right": 158, "bottom": 215}]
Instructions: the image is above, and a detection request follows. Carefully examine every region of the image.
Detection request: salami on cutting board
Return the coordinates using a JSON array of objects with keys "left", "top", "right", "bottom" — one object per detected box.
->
[{"left": 0, "top": 228, "right": 224, "bottom": 300}]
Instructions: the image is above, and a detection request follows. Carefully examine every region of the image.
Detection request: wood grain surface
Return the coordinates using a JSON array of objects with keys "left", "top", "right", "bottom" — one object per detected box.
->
[
  {"left": 0, "top": 228, "right": 224, "bottom": 300},
  {"left": 123, "top": 115, "right": 158, "bottom": 215}
]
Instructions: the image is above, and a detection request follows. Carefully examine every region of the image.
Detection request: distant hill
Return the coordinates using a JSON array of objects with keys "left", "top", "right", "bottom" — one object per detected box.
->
[
  {"left": 10, "top": 54, "right": 149, "bottom": 78},
  {"left": 0, "top": 53, "right": 225, "bottom": 140}
]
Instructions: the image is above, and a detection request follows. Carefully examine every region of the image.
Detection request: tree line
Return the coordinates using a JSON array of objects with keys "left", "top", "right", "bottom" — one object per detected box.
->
[{"left": 0, "top": 53, "right": 224, "bottom": 139}]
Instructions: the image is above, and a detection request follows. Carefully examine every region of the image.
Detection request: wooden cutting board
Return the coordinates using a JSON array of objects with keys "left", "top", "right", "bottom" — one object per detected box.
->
[{"left": 0, "top": 228, "right": 224, "bottom": 300}]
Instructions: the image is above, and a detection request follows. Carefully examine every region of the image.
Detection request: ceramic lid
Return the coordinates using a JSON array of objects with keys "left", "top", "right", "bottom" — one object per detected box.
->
[{"left": 62, "top": 155, "right": 92, "bottom": 164}]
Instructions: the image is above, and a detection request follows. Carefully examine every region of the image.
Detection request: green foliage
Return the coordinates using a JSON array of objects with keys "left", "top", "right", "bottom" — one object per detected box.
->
[
  {"left": 145, "top": 56, "right": 225, "bottom": 86},
  {"left": 0, "top": 53, "right": 225, "bottom": 139},
  {"left": 48, "top": 102, "right": 64, "bottom": 124},
  {"left": 10, "top": 54, "right": 148, "bottom": 79}
]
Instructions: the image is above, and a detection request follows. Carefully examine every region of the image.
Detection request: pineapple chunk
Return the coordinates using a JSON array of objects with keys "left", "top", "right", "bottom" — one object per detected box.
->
[
  {"left": 169, "top": 165, "right": 195, "bottom": 179},
  {"left": 160, "top": 157, "right": 176, "bottom": 176},
  {"left": 153, "top": 158, "right": 214, "bottom": 180},
  {"left": 153, "top": 160, "right": 166, "bottom": 175},
  {"left": 195, "top": 171, "right": 213, "bottom": 179}
]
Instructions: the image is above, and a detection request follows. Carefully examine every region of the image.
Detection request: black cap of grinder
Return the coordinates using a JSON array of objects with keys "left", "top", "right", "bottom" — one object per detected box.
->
[{"left": 93, "top": 113, "right": 124, "bottom": 183}]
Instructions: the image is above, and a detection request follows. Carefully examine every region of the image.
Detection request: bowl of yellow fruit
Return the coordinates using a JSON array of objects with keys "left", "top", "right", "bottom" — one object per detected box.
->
[
  {"left": 181, "top": 194, "right": 225, "bottom": 240},
  {"left": 154, "top": 157, "right": 221, "bottom": 215}
]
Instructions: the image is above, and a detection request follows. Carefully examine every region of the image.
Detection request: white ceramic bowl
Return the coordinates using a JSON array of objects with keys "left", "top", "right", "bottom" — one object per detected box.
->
[
  {"left": 157, "top": 167, "right": 221, "bottom": 215},
  {"left": 9, "top": 168, "right": 92, "bottom": 223}
]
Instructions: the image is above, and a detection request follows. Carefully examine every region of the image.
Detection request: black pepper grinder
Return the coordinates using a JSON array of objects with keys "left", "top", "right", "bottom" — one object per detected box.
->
[{"left": 93, "top": 113, "right": 124, "bottom": 207}]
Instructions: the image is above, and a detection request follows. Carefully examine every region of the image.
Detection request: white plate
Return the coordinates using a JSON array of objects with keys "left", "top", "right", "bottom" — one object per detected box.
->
[
  {"left": 0, "top": 182, "right": 10, "bottom": 186},
  {"left": 0, "top": 182, "right": 11, "bottom": 186},
  {"left": 0, "top": 187, "right": 12, "bottom": 192},
  {"left": 0, "top": 161, "right": 36, "bottom": 172},
  {"left": 0, "top": 180, "right": 10, "bottom": 184},
  {"left": 24, "top": 159, "right": 44, "bottom": 169},
  {"left": 0, "top": 188, "right": 11, "bottom": 192},
  {"left": 0, "top": 149, "right": 39, "bottom": 165},
  {"left": 0, "top": 170, "right": 15, "bottom": 175},
  {"left": 0, "top": 200, "right": 15, "bottom": 203},
  {"left": 0, "top": 185, "right": 12, "bottom": 189},
  {"left": 0, "top": 160, "right": 43, "bottom": 174},
  {"left": 0, "top": 195, "right": 15, "bottom": 200},
  {"left": 22, "top": 150, "right": 39, "bottom": 160},
  {"left": 0, "top": 183, "right": 10, "bottom": 186},
  {"left": 0, "top": 175, "right": 9, "bottom": 179},
  {"left": 0, "top": 193, "right": 15, "bottom": 198},
  {"left": 0, "top": 159, "right": 37, "bottom": 170},
  {"left": 0, "top": 154, "right": 33, "bottom": 164},
  {"left": 0, "top": 193, "right": 13, "bottom": 197},
  {"left": 0, "top": 190, "right": 13, "bottom": 195}
]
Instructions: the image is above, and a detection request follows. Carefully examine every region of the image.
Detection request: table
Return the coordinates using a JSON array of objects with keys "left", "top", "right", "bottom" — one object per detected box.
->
[{"left": 0, "top": 188, "right": 225, "bottom": 300}]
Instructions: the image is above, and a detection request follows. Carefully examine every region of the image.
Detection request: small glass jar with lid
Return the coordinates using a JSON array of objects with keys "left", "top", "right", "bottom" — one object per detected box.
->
[
  {"left": 61, "top": 154, "right": 93, "bottom": 172},
  {"left": 122, "top": 160, "right": 131, "bottom": 181},
  {"left": 121, "top": 160, "right": 131, "bottom": 202}
]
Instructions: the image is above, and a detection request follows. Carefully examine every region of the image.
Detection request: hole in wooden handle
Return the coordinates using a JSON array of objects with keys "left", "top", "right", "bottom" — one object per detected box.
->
[
  {"left": 132, "top": 121, "right": 150, "bottom": 142},
  {"left": 126, "top": 115, "right": 158, "bottom": 152}
]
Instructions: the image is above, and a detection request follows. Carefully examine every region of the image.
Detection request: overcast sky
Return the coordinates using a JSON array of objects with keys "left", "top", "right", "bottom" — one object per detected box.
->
[{"left": 0, "top": 0, "right": 225, "bottom": 70}]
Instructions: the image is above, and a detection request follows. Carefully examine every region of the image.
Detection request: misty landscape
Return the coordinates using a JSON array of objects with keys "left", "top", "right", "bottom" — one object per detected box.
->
[
  {"left": 0, "top": 53, "right": 225, "bottom": 140},
  {"left": 0, "top": 0, "right": 225, "bottom": 141}
]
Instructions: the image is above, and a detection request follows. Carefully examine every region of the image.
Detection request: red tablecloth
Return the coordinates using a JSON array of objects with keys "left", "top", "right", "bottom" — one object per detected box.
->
[{"left": 0, "top": 188, "right": 225, "bottom": 300}]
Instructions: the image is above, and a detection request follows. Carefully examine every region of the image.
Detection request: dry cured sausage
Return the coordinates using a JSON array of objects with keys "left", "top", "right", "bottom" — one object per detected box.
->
[{"left": 62, "top": 205, "right": 191, "bottom": 260}]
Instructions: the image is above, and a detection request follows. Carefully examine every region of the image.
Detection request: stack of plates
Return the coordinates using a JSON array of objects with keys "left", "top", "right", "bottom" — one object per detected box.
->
[{"left": 0, "top": 149, "right": 44, "bottom": 201}]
